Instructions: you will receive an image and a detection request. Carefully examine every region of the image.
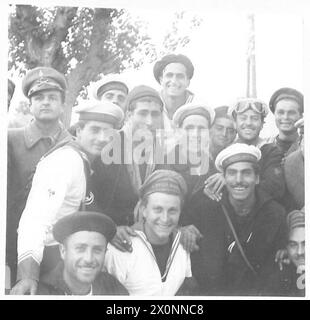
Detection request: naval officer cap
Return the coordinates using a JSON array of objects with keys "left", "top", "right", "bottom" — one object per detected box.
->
[
  {"left": 153, "top": 54, "right": 194, "bottom": 83},
  {"left": 22, "top": 66, "right": 67, "bottom": 98},
  {"left": 93, "top": 74, "right": 129, "bottom": 100},
  {"left": 269, "top": 87, "right": 303, "bottom": 114},
  {"left": 215, "top": 143, "right": 261, "bottom": 172},
  {"left": 139, "top": 169, "right": 188, "bottom": 200},
  {"left": 75, "top": 100, "right": 124, "bottom": 127},
  {"left": 172, "top": 102, "right": 215, "bottom": 128},
  {"left": 53, "top": 211, "right": 117, "bottom": 244}
]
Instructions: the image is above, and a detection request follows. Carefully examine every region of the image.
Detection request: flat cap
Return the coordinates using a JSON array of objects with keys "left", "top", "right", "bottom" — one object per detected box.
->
[
  {"left": 8, "top": 78, "right": 15, "bottom": 96},
  {"left": 53, "top": 211, "right": 117, "bottom": 244},
  {"left": 75, "top": 100, "right": 124, "bottom": 127},
  {"left": 228, "top": 98, "right": 269, "bottom": 118},
  {"left": 269, "top": 87, "right": 303, "bottom": 114},
  {"left": 93, "top": 74, "right": 129, "bottom": 100},
  {"left": 139, "top": 169, "right": 188, "bottom": 200},
  {"left": 215, "top": 143, "right": 261, "bottom": 172},
  {"left": 287, "top": 209, "right": 305, "bottom": 231},
  {"left": 173, "top": 102, "right": 215, "bottom": 128},
  {"left": 125, "top": 85, "right": 163, "bottom": 112},
  {"left": 214, "top": 106, "right": 233, "bottom": 120},
  {"left": 22, "top": 66, "right": 67, "bottom": 98},
  {"left": 153, "top": 54, "right": 194, "bottom": 83}
]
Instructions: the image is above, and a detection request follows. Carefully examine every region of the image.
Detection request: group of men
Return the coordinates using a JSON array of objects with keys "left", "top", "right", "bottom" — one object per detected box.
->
[{"left": 6, "top": 53, "right": 305, "bottom": 296}]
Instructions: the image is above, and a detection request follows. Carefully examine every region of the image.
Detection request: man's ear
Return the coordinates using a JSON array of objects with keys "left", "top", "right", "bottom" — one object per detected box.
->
[
  {"left": 59, "top": 243, "right": 66, "bottom": 260},
  {"left": 159, "top": 76, "right": 163, "bottom": 86}
]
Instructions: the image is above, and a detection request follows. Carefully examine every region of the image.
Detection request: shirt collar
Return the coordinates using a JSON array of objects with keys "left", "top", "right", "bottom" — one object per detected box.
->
[{"left": 24, "top": 119, "right": 65, "bottom": 149}]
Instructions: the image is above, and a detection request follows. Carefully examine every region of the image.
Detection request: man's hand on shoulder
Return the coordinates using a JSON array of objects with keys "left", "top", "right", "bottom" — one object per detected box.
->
[
  {"left": 111, "top": 226, "right": 137, "bottom": 253},
  {"left": 180, "top": 225, "right": 203, "bottom": 252}
]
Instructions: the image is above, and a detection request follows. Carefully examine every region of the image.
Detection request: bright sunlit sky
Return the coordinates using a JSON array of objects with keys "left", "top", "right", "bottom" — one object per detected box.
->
[{"left": 4, "top": 1, "right": 307, "bottom": 138}]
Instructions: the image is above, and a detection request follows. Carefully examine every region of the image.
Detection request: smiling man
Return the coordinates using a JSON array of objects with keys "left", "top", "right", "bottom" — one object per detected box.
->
[
  {"left": 259, "top": 209, "right": 305, "bottom": 296},
  {"left": 7, "top": 67, "right": 71, "bottom": 287},
  {"left": 153, "top": 54, "right": 195, "bottom": 130},
  {"left": 104, "top": 170, "right": 194, "bottom": 296},
  {"left": 267, "top": 87, "right": 303, "bottom": 156},
  {"left": 10, "top": 101, "right": 124, "bottom": 295},
  {"left": 36, "top": 211, "right": 128, "bottom": 295},
  {"left": 186, "top": 143, "right": 286, "bottom": 295}
]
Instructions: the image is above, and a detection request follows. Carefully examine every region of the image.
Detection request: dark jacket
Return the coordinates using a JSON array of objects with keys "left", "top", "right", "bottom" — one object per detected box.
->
[
  {"left": 91, "top": 130, "right": 161, "bottom": 226},
  {"left": 284, "top": 149, "right": 304, "bottom": 210},
  {"left": 6, "top": 121, "right": 70, "bottom": 282},
  {"left": 37, "top": 262, "right": 129, "bottom": 296},
  {"left": 258, "top": 262, "right": 305, "bottom": 297},
  {"left": 258, "top": 143, "right": 285, "bottom": 201},
  {"left": 185, "top": 188, "right": 287, "bottom": 296}
]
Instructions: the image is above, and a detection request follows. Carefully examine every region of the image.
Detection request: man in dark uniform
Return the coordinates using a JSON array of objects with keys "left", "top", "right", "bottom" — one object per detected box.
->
[
  {"left": 7, "top": 67, "right": 70, "bottom": 286},
  {"left": 259, "top": 209, "right": 305, "bottom": 296},
  {"left": 92, "top": 85, "right": 164, "bottom": 252},
  {"left": 185, "top": 143, "right": 286, "bottom": 295},
  {"left": 37, "top": 211, "right": 128, "bottom": 295},
  {"left": 267, "top": 87, "right": 303, "bottom": 156}
]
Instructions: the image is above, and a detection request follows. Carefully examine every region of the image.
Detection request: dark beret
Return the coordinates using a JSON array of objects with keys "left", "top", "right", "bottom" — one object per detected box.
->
[
  {"left": 8, "top": 79, "right": 15, "bottom": 96},
  {"left": 125, "top": 85, "right": 163, "bottom": 112},
  {"left": 153, "top": 54, "right": 194, "bottom": 83},
  {"left": 22, "top": 66, "right": 67, "bottom": 98},
  {"left": 269, "top": 87, "right": 303, "bottom": 113},
  {"left": 214, "top": 106, "right": 232, "bottom": 119},
  {"left": 53, "top": 211, "right": 117, "bottom": 244}
]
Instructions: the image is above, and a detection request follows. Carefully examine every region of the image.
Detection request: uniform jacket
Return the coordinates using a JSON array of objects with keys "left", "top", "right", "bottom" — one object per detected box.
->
[
  {"left": 257, "top": 142, "right": 285, "bottom": 201},
  {"left": 258, "top": 262, "right": 305, "bottom": 297},
  {"left": 185, "top": 188, "right": 287, "bottom": 296},
  {"left": 92, "top": 130, "right": 160, "bottom": 226},
  {"left": 37, "top": 262, "right": 128, "bottom": 296},
  {"left": 6, "top": 120, "right": 70, "bottom": 280},
  {"left": 284, "top": 149, "right": 304, "bottom": 210}
]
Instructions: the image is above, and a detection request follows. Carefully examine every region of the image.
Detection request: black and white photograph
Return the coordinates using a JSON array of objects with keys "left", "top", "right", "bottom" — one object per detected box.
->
[{"left": 2, "top": 0, "right": 308, "bottom": 301}]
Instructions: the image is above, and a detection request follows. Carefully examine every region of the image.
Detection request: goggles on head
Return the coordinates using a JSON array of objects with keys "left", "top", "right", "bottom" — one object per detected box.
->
[{"left": 232, "top": 98, "right": 269, "bottom": 117}]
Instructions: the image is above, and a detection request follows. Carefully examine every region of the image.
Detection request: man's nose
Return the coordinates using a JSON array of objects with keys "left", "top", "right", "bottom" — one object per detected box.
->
[
  {"left": 297, "top": 244, "right": 304, "bottom": 255},
  {"left": 83, "top": 249, "right": 93, "bottom": 263},
  {"left": 236, "top": 172, "right": 242, "bottom": 183},
  {"left": 160, "top": 211, "right": 169, "bottom": 223}
]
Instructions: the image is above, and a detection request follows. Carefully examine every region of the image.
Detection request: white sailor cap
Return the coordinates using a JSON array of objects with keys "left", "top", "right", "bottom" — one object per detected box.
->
[
  {"left": 75, "top": 100, "right": 124, "bottom": 127},
  {"left": 215, "top": 143, "right": 261, "bottom": 172},
  {"left": 172, "top": 102, "right": 215, "bottom": 128}
]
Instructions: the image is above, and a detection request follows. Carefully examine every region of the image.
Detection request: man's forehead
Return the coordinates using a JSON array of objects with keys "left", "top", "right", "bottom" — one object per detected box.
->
[
  {"left": 85, "top": 120, "right": 113, "bottom": 129},
  {"left": 236, "top": 108, "right": 261, "bottom": 117},
  {"left": 213, "top": 116, "right": 235, "bottom": 127},
  {"left": 103, "top": 89, "right": 127, "bottom": 96},
  {"left": 226, "top": 161, "right": 255, "bottom": 170},
  {"left": 134, "top": 99, "right": 162, "bottom": 110},
  {"left": 32, "top": 89, "right": 62, "bottom": 96},
  {"left": 289, "top": 227, "right": 305, "bottom": 241},
  {"left": 163, "top": 62, "right": 187, "bottom": 74}
]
